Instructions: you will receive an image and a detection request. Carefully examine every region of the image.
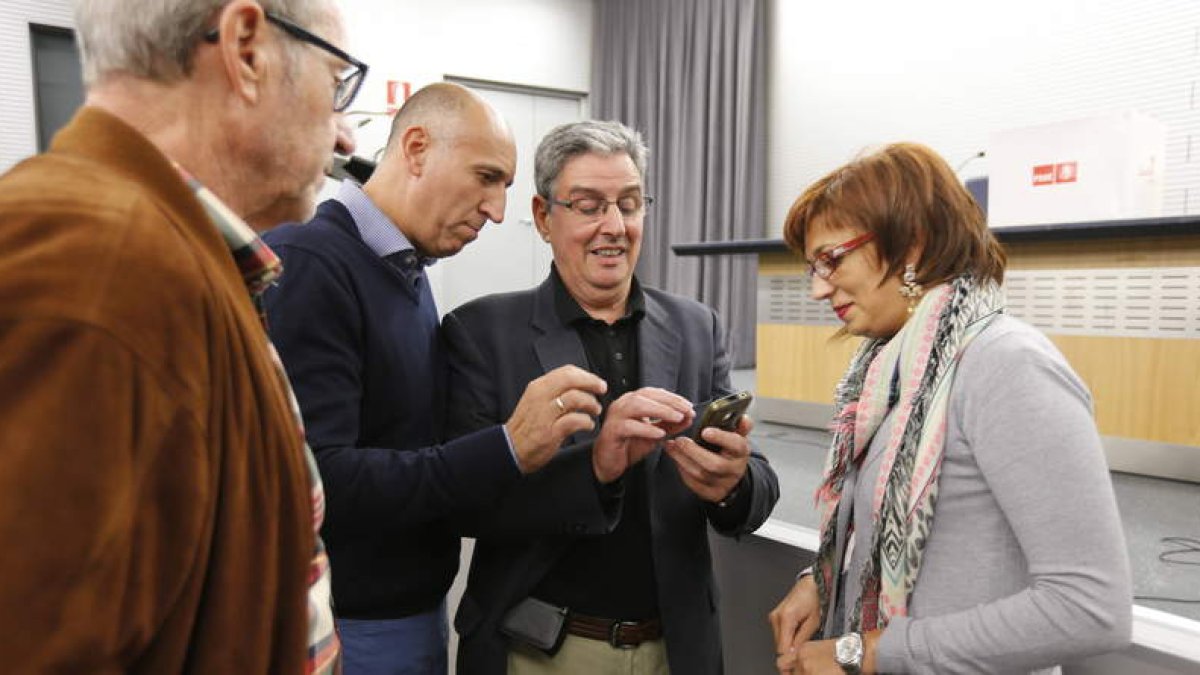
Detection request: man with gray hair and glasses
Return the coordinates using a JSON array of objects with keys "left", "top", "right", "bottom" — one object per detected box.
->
[
  {"left": 0, "top": 0, "right": 360, "bottom": 671},
  {"left": 443, "top": 120, "right": 780, "bottom": 674}
]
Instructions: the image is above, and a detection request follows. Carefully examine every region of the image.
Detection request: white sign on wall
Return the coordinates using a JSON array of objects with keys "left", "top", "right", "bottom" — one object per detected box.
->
[{"left": 988, "top": 111, "right": 1167, "bottom": 228}]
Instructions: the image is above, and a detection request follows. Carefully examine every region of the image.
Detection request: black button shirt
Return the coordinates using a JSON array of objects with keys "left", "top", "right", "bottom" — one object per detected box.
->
[{"left": 532, "top": 267, "right": 660, "bottom": 621}]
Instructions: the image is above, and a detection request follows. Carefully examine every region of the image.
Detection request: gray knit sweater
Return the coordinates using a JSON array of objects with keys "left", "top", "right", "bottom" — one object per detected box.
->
[{"left": 834, "top": 315, "right": 1132, "bottom": 673}]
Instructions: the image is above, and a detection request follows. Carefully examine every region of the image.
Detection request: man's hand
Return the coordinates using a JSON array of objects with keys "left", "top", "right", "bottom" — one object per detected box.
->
[
  {"left": 592, "top": 387, "right": 694, "bottom": 484},
  {"left": 505, "top": 365, "right": 607, "bottom": 473},
  {"left": 769, "top": 575, "right": 822, "bottom": 673},
  {"left": 662, "top": 414, "right": 752, "bottom": 502}
]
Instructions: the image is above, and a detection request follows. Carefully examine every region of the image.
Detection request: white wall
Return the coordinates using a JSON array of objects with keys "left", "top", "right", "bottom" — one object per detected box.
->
[
  {"left": 340, "top": 0, "right": 593, "bottom": 158},
  {"left": 0, "top": 0, "right": 73, "bottom": 173},
  {"left": 767, "top": 0, "right": 1200, "bottom": 235},
  {"left": 0, "top": 0, "right": 592, "bottom": 172},
  {"left": 336, "top": 0, "right": 594, "bottom": 309}
]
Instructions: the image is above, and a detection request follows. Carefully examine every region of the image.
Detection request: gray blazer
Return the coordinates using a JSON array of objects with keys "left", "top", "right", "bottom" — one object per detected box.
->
[{"left": 442, "top": 275, "right": 780, "bottom": 675}]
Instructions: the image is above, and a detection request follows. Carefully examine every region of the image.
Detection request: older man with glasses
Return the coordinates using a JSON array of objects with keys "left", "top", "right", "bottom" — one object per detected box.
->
[
  {"left": 442, "top": 120, "right": 781, "bottom": 675},
  {"left": 0, "top": 0, "right": 362, "bottom": 672}
]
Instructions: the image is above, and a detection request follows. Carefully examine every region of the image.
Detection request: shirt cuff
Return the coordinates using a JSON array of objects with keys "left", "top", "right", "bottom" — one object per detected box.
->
[
  {"left": 715, "top": 473, "right": 749, "bottom": 508},
  {"left": 874, "top": 616, "right": 912, "bottom": 674},
  {"left": 706, "top": 473, "right": 752, "bottom": 525},
  {"left": 500, "top": 424, "right": 521, "bottom": 470}
]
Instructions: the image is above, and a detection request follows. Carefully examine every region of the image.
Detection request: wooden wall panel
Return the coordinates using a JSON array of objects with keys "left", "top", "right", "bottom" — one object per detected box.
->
[
  {"left": 759, "top": 324, "right": 1200, "bottom": 446},
  {"left": 756, "top": 324, "right": 859, "bottom": 404},
  {"left": 756, "top": 235, "right": 1200, "bottom": 447},
  {"left": 1050, "top": 335, "right": 1200, "bottom": 445}
]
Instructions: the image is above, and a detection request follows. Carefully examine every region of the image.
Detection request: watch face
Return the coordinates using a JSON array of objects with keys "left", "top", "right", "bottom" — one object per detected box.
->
[{"left": 835, "top": 632, "right": 863, "bottom": 665}]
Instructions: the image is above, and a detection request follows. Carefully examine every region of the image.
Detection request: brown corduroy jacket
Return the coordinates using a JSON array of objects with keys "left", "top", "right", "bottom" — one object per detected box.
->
[{"left": 0, "top": 107, "right": 314, "bottom": 673}]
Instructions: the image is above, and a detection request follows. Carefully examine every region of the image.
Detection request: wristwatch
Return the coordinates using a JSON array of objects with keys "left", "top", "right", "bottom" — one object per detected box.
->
[
  {"left": 715, "top": 476, "right": 744, "bottom": 508},
  {"left": 834, "top": 631, "right": 864, "bottom": 674}
]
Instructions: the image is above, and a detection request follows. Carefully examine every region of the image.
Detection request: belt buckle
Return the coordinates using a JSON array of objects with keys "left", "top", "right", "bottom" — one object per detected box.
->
[{"left": 609, "top": 620, "right": 640, "bottom": 649}]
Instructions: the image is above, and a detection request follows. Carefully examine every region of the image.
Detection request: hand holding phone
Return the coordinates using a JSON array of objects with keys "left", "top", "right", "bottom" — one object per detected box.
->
[
  {"left": 663, "top": 390, "right": 754, "bottom": 503},
  {"left": 691, "top": 390, "right": 752, "bottom": 452}
]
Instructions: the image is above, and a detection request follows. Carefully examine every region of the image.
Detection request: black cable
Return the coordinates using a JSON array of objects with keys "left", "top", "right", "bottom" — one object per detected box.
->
[
  {"left": 1133, "top": 536, "right": 1200, "bottom": 605},
  {"left": 1133, "top": 595, "right": 1200, "bottom": 604},
  {"left": 1158, "top": 536, "right": 1200, "bottom": 565},
  {"left": 955, "top": 150, "right": 986, "bottom": 175}
]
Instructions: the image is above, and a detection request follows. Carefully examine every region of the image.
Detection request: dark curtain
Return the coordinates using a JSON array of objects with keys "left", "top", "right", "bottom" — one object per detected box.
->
[{"left": 591, "top": 0, "right": 766, "bottom": 368}]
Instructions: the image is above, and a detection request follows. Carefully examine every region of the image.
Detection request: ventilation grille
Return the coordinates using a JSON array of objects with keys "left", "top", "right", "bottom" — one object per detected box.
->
[
  {"left": 1006, "top": 267, "right": 1200, "bottom": 338},
  {"left": 758, "top": 275, "right": 839, "bottom": 326},
  {"left": 760, "top": 267, "right": 1200, "bottom": 339}
]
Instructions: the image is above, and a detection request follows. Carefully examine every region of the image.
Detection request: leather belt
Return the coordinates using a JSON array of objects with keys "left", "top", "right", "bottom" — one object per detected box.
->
[{"left": 564, "top": 613, "right": 663, "bottom": 649}]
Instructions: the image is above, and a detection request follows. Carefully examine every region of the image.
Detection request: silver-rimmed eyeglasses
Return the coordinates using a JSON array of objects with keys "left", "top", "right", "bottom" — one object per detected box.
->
[{"left": 548, "top": 194, "right": 654, "bottom": 221}]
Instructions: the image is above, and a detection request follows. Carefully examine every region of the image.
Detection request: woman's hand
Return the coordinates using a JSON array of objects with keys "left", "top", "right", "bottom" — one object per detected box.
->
[
  {"left": 777, "top": 629, "right": 882, "bottom": 675},
  {"left": 768, "top": 574, "right": 822, "bottom": 673}
]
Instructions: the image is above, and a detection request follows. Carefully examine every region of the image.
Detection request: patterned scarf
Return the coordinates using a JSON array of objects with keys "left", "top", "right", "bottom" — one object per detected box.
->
[
  {"left": 174, "top": 165, "right": 341, "bottom": 674},
  {"left": 813, "top": 274, "right": 1004, "bottom": 631}
]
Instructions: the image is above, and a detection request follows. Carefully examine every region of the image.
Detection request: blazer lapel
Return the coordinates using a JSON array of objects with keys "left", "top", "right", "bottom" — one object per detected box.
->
[
  {"left": 638, "top": 291, "right": 681, "bottom": 393},
  {"left": 531, "top": 277, "right": 589, "bottom": 373},
  {"left": 530, "top": 277, "right": 594, "bottom": 448},
  {"left": 638, "top": 291, "right": 682, "bottom": 479}
]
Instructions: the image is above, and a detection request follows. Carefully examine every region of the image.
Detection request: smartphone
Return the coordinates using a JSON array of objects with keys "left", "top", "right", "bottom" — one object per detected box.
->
[{"left": 691, "top": 390, "right": 752, "bottom": 451}]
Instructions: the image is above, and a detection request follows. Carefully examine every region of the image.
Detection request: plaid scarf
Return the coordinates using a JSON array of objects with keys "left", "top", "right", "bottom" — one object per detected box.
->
[
  {"left": 814, "top": 274, "right": 1003, "bottom": 631},
  {"left": 176, "top": 166, "right": 340, "bottom": 674}
]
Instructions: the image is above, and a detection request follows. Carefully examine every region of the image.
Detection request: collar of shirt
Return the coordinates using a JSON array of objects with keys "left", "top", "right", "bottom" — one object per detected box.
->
[
  {"left": 550, "top": 264, "right": 646, "bottom": 328},
  {"left": 173, "top": 163, "right": 280, "bottom": 298},
  {"left": 336, "top": 180, "right": 435, "bottom": 268}
]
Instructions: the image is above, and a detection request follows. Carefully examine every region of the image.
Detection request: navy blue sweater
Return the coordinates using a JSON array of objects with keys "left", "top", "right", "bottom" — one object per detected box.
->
[{"left": 262, "top": 200, "right": 519, "bottom": 618}]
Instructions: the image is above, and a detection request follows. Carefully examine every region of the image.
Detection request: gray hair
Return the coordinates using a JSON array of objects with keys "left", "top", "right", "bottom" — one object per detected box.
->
[
  {"left": 73, "top": 0, "right": 329, "bottom": 86},
  {"left": 534, "top": 120, "right": 648, "bottom": 199}
]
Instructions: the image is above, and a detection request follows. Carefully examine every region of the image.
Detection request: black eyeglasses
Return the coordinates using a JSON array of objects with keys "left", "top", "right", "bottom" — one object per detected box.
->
[
  {"left": 204, "top": 11, "right": 369, "bottom": 112},
  {"left": 548, "top": 194, "right": 654, "bottom": 221}
]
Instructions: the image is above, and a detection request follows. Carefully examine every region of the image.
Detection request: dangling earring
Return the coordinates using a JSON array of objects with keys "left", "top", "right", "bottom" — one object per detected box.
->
[{"left": 899, "top": 263, "right": 923, "bottom": 314}]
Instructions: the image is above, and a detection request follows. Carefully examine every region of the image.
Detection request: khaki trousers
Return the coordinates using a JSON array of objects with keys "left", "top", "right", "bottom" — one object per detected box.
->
[{"left": 507, "top": 634, "right": 669, "bottom": 675}]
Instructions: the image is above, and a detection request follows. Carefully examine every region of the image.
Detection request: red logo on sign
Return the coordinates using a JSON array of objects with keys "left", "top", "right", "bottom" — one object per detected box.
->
[
  {"left": 1032, "top": 164, "right": 1055, "bottom": 186},
  {"left": 386, "top": 80, "right": 412, "bottom": 115},
  {"left": 1032, "top": 161, "right": 1078, "bottom": 186}
]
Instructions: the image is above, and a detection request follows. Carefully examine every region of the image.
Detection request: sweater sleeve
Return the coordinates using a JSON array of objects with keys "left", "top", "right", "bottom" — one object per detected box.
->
[
  {"left": 0, "top": 318, "right": 207, "bottom": 672},
  {"left": 875, "top": 325, "right": 1133, "bottom": 673},
  {"left": 262, "top": 243, "right": 519, "bottom": 538}
]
